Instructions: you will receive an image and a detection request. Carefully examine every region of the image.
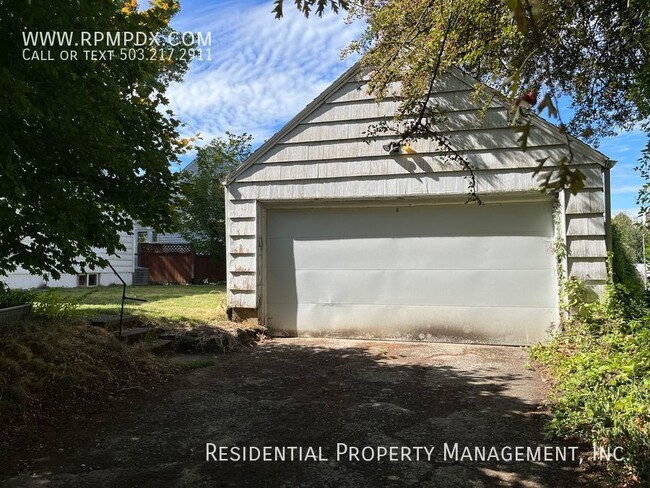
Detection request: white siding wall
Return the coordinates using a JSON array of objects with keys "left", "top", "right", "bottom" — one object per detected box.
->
[
  {"left": 226, "top": 68, "right": 610, "bottom": 309},
  {"left": 156, "top": 233, "right": 189, "bottom": 244},
  {"left": 3, "top": 231, "right": 135, "bottom": 289}
]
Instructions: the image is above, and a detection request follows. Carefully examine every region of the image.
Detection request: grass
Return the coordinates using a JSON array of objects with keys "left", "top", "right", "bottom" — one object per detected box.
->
[
  {"left": 172, "top": 357, "right": 219, "bottom": 371},
  {"left": 53, "top": 284, "right": 228, "bottom": 324}
]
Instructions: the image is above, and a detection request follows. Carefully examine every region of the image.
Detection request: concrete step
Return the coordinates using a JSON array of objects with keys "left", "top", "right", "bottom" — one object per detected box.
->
[
  {"left": 90, "top": 314, "right": 140, "bottom": 328},
  {"left": 118, "top": 327, "right": 150, "bottom": 344}
]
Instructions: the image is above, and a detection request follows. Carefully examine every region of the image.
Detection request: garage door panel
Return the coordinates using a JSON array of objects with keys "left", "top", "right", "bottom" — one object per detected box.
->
[
  {"left": 267, "top": 202, "right": 552, "bottom": 239},
  {"left": 265, "top": 201, "right": 557, "bottom": 345},
  {"left": 268, "top": 303, "right": 555, "bottom": 344},
  {"left": 267, "top": 235, "right": 554, "bottom": 271},
  {"left": 267, "top": 268, "right": 556, "bottom": 308}
]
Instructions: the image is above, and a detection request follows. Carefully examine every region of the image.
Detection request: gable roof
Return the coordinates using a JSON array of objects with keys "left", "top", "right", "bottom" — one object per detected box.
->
[
  {"left": 224, "top": 63, "right": 362, "bottom": 185},
  {"left": 225, "top": 63, "right": 615, "bottom": 185},
  {"left": 447, "top": 66, "right": 614, "bottom": 169}
]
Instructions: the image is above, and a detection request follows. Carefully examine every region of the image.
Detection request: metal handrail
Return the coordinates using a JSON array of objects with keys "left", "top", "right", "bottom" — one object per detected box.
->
[{"left": 107, "top": 263, "right": 146, "bottom": 341}]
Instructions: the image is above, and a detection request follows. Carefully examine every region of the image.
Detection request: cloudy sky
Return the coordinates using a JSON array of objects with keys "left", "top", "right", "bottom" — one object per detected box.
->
[{"left": 168, "top": 0, "right": 646, "bottom": 216}]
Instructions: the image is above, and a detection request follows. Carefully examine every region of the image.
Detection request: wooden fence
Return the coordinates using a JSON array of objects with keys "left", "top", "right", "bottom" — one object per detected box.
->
[{"left": 138, "top": 243, "right": 226, "bottom": 284}]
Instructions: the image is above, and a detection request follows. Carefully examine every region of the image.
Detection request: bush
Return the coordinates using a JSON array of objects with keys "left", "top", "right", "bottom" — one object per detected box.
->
[
  {"left": 0, "top": 283, "right": 35, "bottom": 309},
  {"left": 32, "top": 289, "right": 93, "bottom": 321},
  {"left": 611, "top": 216, "right": 646, "bottom": 301},
  {"left": 531, "top": 281, "right": 650, "bottom": 484}
]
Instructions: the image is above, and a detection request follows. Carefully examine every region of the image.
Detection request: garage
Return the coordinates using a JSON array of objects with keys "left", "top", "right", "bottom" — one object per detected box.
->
[
  {"left": 265, "top": 200, "right": 557, "bottom": 345},
  {"left": 223, "top": 64, "right": 612, "bottom": 345}
]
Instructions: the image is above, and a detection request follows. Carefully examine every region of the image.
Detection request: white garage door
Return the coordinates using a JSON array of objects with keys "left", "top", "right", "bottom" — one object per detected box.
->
[{"left": 265, "top": 200, "right": 557, "bottom": 345}]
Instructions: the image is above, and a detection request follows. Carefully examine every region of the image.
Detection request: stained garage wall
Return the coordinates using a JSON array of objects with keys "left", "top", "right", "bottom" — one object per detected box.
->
[{"left": 225, "top": 64, "right": 611, "bottom": 311}]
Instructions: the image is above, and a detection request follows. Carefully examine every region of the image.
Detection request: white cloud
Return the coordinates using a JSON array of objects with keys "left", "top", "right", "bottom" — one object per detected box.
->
[
  {"left": 611, "top": 185, "right": 642, "bottom": 195},
  {"left": 167, "top": 0, "right": 364, "bottom": 153}
]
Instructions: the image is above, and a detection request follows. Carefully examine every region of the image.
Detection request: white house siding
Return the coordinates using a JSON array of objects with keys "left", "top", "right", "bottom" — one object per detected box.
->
[
  {"left": 225, "top": 65, "right": 612, "bottom": 337},
  {"left": 155, "top": 233, "right": 189, "bottom": 244},
  {"left": 3, "top": 231, "right": 135, "bottom": 289},
  {"left": 132, "top": 223, "right": 190, "bottom": 245}
]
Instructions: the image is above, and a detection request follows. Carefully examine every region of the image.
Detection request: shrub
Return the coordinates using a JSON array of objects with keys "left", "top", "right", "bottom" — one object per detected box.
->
[
  {"left": 531, "top": 282, "right": 650, "bottom": 484},
  {"left": 0, "top": 283, "right": 35, "bottom": 309},
  {"left": 611, "top": 216, "right": 646, "bottom": 301},
  {"left": 31, "top": 289, "right": 93, "bottom": 321}
]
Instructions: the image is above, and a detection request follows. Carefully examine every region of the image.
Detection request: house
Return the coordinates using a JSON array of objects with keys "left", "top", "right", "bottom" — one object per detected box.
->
[
  {"left": 3, "top": 231, "right": 137, "bottom": 289},
  {"left": 223, "top": 64, "right": 614, "bottom": 345},
  {"left": 3, "top": 227, "right": 191, "bottom": 289},
  {"left": 3, "top": 165, "right": 198, "bottom": 289}
]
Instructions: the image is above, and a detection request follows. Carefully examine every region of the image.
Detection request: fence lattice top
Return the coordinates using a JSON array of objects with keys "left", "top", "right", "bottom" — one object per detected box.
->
[{"left": 139, "top": 243, "right": 193, "bottom": 254}]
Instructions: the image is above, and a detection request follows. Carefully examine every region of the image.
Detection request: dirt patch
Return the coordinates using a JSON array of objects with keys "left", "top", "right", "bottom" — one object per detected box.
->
[
  {"left": 0, "top": 323, "right": 167, "bottom": 435},
  {"left": 0, "top": 338, "right": 606, "bottom": 487}
]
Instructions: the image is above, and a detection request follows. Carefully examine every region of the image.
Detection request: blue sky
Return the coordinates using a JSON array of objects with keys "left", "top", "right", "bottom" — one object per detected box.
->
[{"left": 167, "top": 0, "right": 646, "bottom": 216}]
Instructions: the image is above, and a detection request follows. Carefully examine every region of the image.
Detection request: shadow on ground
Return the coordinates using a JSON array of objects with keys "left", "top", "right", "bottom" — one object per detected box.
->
[{"left": 0, "top": 339, "right": 593, "bottom": 487}]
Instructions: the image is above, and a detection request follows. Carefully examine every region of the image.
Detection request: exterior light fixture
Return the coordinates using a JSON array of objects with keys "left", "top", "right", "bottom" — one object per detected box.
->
[{"left": 382, "top": 141, "right": 402, "bottom": 154}]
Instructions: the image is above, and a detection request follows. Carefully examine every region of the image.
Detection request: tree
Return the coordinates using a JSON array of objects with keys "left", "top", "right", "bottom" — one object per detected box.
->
[
  {"left": 613, "top": 213, "right": 645, "bottom": 263},
  {"left": 178, "top": 133, "right": 253, "bottom": 259},
  {"left": 612, "top": 213, "right": 646, "bottom": 297},
  {"left": 271, "top": 0, "right": 350, "bottom": 18},
  {"left": 0, "top": 0, "right": 191, "bottom": 280},
  {"left": 274, "top": 0, "right": 650, "bottom": 199}
]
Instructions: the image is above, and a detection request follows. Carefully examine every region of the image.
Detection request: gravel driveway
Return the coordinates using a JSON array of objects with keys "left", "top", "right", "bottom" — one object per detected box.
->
[{"left": 1, "top": 338, "right": 595, "bottom": 487}]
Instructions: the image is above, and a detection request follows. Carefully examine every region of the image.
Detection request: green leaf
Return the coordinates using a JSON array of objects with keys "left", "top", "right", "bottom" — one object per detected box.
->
[
  {"left": 537, "top": 93, "right": 559, "bottom": 119},
  {"left": 272, "top": 0, "right": 284, "bottom": 18}
]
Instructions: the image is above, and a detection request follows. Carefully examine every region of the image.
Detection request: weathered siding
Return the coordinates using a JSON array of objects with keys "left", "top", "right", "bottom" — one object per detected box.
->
[
  {"left": 564, "top": 187, "right": 608, "bottom": 293},
  {"left": 226, "top": 66, "right": 611, "bottom": 309}
]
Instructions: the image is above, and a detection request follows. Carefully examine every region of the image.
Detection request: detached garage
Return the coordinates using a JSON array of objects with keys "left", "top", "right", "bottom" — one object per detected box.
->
[{"left": 224, "top": 64, "right": 615, "bottom": 345}]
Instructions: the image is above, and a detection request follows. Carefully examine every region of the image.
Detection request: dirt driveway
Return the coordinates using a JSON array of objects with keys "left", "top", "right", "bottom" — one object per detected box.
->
[{"left": 1, "top": 339, "right": 594, "bottom": 487}]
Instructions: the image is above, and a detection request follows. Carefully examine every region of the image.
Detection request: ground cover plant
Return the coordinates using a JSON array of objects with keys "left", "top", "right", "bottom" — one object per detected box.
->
[{"left": 531, "top": 281, "right": 650, "bottom": 485}]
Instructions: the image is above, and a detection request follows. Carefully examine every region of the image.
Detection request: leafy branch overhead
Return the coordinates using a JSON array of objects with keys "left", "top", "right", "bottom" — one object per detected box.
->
[
  {"left": 272, "top": 0, "right": 354, "bottom": 18},
  {"left": 0, "top": 0, "right": 193, "bottom": 279},
  {"left": 274, "top": 0, "right": 650, "bottom": 202}
]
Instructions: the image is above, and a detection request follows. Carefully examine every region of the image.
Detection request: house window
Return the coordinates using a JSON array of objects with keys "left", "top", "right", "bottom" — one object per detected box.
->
[{"left": 77, "top": 273, "right": 99, "bottom": 287}]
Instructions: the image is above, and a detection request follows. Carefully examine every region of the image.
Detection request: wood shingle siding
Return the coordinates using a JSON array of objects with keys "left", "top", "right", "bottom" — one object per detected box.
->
[{"left": 566, "top": 215, "right": 606, "bottom": 236}]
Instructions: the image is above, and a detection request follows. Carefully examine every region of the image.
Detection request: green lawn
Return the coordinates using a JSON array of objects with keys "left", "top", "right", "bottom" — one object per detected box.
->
[{"left": 52, "top": 284, "right": 228, "bottom": 324}]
